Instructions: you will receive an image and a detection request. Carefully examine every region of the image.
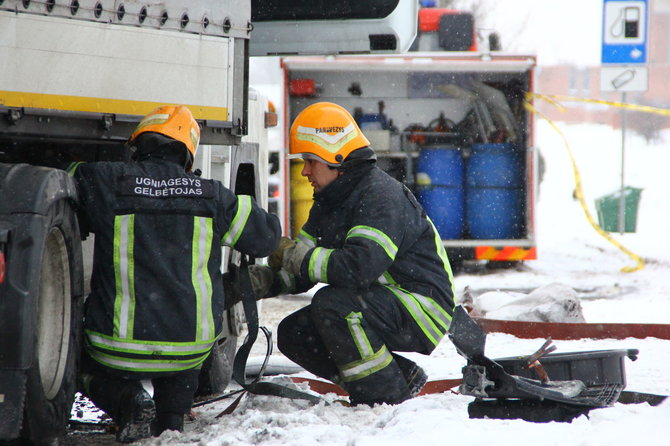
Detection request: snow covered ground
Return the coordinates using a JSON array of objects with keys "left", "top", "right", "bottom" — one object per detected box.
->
[{"left": 133, "top": 121, "right": 670, "bottom": 445}]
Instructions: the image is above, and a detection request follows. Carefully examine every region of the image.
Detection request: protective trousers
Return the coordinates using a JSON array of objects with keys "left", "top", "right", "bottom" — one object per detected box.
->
[
  {"left": 79, "top": 352, "right": 200, "bottom": 432},
  {"left": 277, "top": 285, "right": 430, "bottom": 405}
]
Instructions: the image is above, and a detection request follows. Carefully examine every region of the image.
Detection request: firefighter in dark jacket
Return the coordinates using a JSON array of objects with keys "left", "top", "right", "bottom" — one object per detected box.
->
[
  {"left": 250, "top": 102, "right": 456, "bottom": 406},
  {"left": 68, "top": 105, "right": 281, "bottom": 442}
]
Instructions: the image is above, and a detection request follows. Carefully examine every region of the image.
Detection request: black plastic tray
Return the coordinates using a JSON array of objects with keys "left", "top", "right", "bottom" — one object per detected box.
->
[
  {"left": 494, "top": 349, "right": 639, "bottom": 387},
  {"left": 449, "top": 306, "right": 639, "bottom": 409}
]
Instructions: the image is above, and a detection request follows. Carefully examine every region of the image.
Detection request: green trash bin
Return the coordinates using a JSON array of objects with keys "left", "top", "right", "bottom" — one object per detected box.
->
[{"left": 595, "top": 187, "right": 643, "bottom": 233}]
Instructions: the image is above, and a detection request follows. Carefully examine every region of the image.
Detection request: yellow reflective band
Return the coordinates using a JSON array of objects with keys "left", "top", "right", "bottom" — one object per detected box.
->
[
  {"left": 296, "top": 124, "right": 359, "bottom": 154},
  {"left": 382, "top": 271, "right": 397, "bottom": 285},
  {"left": 87, "top": 347, "right": 209, "bottom": 373},
  {"left": 347, "top": 225, "right": 398, "bottom": 260},
  {"left": 222, "top": 195, "right": 252, "bottom": 247},
  {"left": 414, "top": 293, "right": 452, "bottom": 332},
  {"left": 113, "top": 214, "right": 135, "bottom": 339},
  {"left": 66, "top": 161, "right": 85, "bottom": 176},
  {"left": 376, "top": 271, "right": 394, "bottom": 285},
  {"left": 297, "top": 124, "right": 357, "bottom": 144},
  {"left": 133, "top": 115, "right": 169, "bottom": 134},
  {"left": 346, "top": 312, "right": 373, "bottom": 358},
  {"left": 308, "top": 247, "right": 332, "bottom": 282},
  {"left": 190, "top": 127, "right": 200, "bottom": 150},
  {"left": 386, "top": 286, "right": 444, "bottom": 346},
  {"left": 192, "top": 217, "right": 214, "bottom": 342},
  {"left": 427, "top": 217, "right": 456, "bottom": 298},
  {"left": 340, "top": 345, "right": 393, "bottom": 382},
  {"left": 298, "top": 229, "right": 317, "bottom": 248},
  {"left": 138, "top": 114, "right": 170, "bottom": 127},
  {"left": 86, "top": 331, "right": 215, "bottom": 355}
]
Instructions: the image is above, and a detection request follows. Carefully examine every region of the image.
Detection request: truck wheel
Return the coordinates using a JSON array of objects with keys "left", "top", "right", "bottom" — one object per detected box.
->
[
  {"left": 195, "top": 335, "right": 237, "bottom": 397},
  {"left": 20, "top": 200, "right": 84, "bottom": 445}
]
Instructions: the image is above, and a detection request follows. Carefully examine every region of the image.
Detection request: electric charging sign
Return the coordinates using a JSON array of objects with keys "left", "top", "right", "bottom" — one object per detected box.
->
[{"left": 601, "top": 0, "right": 648, "bottom": 64}]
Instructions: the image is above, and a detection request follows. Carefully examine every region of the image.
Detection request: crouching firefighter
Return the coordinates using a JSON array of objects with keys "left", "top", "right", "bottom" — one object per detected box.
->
[
  {"left": 67, "top": 105, "right": 281, "bottom": 442},
  {"left": 250, "top": 102, "right": 456, "bottom": 406}
]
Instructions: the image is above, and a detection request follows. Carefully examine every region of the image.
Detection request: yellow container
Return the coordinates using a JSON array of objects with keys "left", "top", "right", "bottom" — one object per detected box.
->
[{"left": 290, "top": 160, "right": 313, "bottom": 237}]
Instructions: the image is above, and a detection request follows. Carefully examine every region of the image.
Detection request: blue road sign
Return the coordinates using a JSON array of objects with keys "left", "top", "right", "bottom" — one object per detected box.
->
[{"left": 602, "top": 0, "right": 648, "bottom": 64}]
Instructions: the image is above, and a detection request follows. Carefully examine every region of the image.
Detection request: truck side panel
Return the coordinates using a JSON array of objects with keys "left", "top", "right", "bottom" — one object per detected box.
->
[{"left": 1, "top": 14, "right": 232, "bottom": 120}]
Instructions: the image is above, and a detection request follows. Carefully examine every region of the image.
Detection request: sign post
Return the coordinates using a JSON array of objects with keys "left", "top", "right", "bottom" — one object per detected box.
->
[{"left": 600, "top": 0, "right": 649, "bottom": 234}]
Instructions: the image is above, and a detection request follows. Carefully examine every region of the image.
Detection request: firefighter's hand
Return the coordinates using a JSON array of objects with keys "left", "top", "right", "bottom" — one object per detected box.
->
[
  {"left": 268, "top": 237, "right": 296, "bottom": 271},
  {"left": 283, "top": 241, "right": 311, "bottom": 277},
  {"left": 248, "top": 265, "right": 274, "bottom": 299}
]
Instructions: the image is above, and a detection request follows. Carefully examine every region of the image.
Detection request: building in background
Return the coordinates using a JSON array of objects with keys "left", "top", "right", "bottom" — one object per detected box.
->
[{"left": 536, "top": 0, "right": 670, "bottom": 141}]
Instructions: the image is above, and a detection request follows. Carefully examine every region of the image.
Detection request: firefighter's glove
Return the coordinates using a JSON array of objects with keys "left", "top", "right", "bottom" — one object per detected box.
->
[
  {"left": 283, "top": 241, "right": 311, "bottom": 277},
  {"left": 268, "top": 237, "right": 296, "bottom": 271},
  {"left": 248, "top": 265, "right": 274, "bottom": 299}
]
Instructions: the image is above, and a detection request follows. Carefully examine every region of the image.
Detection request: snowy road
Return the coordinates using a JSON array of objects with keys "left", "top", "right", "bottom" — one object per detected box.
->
[
  {"left": 65, "top": 264, "right": 670, "bottom": 446},
  {"left": 142, "top": 250, "right": 669, "bottom": 446}
]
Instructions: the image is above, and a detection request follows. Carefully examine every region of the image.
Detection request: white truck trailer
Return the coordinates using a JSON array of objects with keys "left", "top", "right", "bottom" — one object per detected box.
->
[{"left": 0, "top": 1, "right": 418, "bottom": 443}]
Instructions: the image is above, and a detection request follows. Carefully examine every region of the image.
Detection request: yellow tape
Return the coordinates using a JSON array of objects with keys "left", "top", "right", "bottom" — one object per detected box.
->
[
  {"left": 525, "top": 96, "right": 645, "bottom": 273},
  {"left": 529, "top": 92, "right": 670, "bottom": 116}
]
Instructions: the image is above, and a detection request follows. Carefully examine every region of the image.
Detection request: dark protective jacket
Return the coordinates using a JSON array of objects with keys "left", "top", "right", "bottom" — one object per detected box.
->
[
  {"left": 69, "top": 156, "right": 280, "bottom": 377},
  {"left": 272, "top": 160, "right": 456, "bottom": 352}
]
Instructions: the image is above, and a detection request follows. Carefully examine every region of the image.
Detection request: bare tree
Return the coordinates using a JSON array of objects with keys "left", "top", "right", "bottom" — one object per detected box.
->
[{"left": 448, "top": 0, "right": 533, "bottom": 52}]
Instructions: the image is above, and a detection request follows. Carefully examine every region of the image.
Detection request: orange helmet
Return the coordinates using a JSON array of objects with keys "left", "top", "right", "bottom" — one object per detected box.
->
[
  {"left": 129, "top": 105, "right": 200, "bottom": 163},
  {"left": 289, "top": 102, "right": 370, "bottom": 166}
]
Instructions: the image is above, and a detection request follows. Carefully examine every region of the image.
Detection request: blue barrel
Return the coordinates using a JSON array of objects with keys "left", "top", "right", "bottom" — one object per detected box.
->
[
  {"left": 465, "top": 143, "right": 524, "bottom": 239},
  {"left": 415, "top": 147, "right": 465, "bottom": 239},
  {"left": 416, "top": 146, "right": 464, "bottom": 186}
]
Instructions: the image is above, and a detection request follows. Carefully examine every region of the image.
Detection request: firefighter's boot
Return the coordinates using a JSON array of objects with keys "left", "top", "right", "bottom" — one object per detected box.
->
[
  {"left": 392, "top": 353, "right": 428, "bottom": 397},
  {"left": 152, "top": 412, "right": 184, "bottom": 437},
  {"left": 116, "top": 384, "right": 156, "bottom": 443}
]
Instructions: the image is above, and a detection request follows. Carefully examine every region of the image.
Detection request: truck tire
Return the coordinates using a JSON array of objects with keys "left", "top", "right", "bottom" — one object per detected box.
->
[
  {"left": 19, "top": 200, "right": 84, "bottom": 445},
  {"left": 195, "top": 335, "right": 237, "bottom": 397}
]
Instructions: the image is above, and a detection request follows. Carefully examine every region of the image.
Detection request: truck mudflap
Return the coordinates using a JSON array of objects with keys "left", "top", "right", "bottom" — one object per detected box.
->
[
  {"left": 0, "top": 163, "right": 84, "bottom": 441},
  {"left": 0, "top": 371, "right": 27, "bottom": 439}
]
